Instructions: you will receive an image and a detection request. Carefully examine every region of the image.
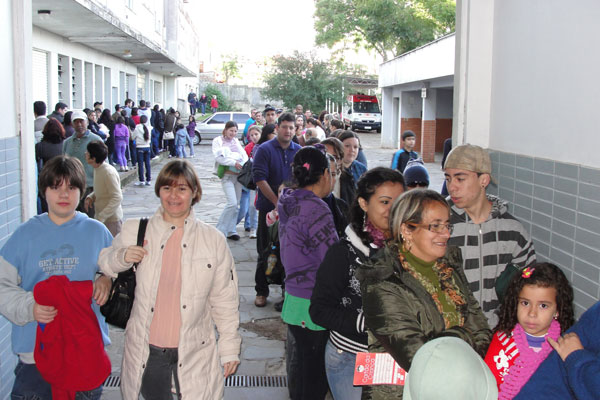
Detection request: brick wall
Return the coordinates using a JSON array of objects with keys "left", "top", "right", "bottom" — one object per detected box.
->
[
  {"left": 488, "top": 150, "right": 600, "bottom": 317},
  {"left": 0, "top": 137, "right": 21, "bottom": 397},
  {"left": 435, "top": 118, "right": 452, "bottom": 152},
  {"left": 421, "top": 120, "right": 436, "bottom": 162},
  {"left": 400, "top": 117, "right": 421, "bottom": 150}
]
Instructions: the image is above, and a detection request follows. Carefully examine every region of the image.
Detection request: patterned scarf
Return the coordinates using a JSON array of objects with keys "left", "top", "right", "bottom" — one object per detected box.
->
[
  {"left": 499, "top": 319, "right": 561, "bottom": 399},
  {"left": 364, "top": 219, "right": 386, "bottom": 248},
  {"left": 398, "top": 249, "right": 467, "bottom": 328}
]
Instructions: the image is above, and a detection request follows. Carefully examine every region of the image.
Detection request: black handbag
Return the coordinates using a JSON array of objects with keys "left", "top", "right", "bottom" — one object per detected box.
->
[
  {"left": 237, "top": 160, "right": 256, "bottom": 190},
  {"left": 100, "top": 218, "right": 149, "bottom": 329}
]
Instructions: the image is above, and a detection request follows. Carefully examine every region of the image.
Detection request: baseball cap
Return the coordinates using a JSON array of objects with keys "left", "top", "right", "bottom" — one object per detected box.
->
[
  {"left": 264, "top": 105, "right": 276, "bottom": 113},
  {"left": 71, "top": 110, "right": 88, "bottom": 121},
  {"left": 404, "top": 160, "right": 430, "bottom": 187},
  {"left": 443, "top": 144, "right": 492, "bottom": 175},
  {"left": 404, "top": 337, "right": 498, "bottom": 400}
]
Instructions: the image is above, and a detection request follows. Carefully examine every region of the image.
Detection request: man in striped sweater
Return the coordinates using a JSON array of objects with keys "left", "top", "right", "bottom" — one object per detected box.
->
[{"left": 444, "top": 144, "right": 536, "bottom": 327}]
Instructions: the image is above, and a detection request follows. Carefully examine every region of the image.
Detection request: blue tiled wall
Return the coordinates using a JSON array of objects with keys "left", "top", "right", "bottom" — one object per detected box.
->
[
  {"left": 489, "top": 150, "right": 600, "bottom": 317},
  {"left": 0, "top": 136, "right": 21, "bottom": 397}
]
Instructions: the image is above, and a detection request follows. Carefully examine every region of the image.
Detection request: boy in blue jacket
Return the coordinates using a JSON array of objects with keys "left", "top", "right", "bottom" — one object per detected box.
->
[
  {"left": 390, "top": 130, "right": 418, "bottom": 173},
  {"left": 0, "top": 155, "right": 113, "bottom": 399}
]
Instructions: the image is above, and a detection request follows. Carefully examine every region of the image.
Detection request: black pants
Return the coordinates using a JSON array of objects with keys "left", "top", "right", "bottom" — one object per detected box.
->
[
  {"left": 140, "top": 345, "right": 181, "bottom": 400},
  {"left": 287, "top": 325, "right": 329, "bottom": 400},
  {"left": 255, "top": 210, "right": 270, "bottom": 296}
]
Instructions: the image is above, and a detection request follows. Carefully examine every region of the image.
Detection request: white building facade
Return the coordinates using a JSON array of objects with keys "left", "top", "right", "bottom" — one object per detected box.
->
[
  {"left": 455, "top": 0, "right": 600, "bottom": 316},
  {"left": 0, "top": 1, "right": 200, "bottom": 396}
]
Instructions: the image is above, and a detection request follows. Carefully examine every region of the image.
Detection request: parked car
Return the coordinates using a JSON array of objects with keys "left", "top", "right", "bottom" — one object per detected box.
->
[{"left": 193, "top": 111, "right": 251, "bottom": 144}]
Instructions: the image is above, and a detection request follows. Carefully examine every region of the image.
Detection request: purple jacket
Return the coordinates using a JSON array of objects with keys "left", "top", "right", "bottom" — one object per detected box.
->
[
  {"left": 278, "top": 188, "right": 339, "bottom": 299},
  {"left": 186, "top": 121, "right": 196, "bottom": 137},
  {"left": 113, "top": 123, "right": 129, "bottom": 140}
]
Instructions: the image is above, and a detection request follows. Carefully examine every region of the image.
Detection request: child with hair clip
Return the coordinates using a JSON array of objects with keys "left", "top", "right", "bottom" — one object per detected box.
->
[{"left": 484, "top": 262, "right": 575, "bottom": 399}]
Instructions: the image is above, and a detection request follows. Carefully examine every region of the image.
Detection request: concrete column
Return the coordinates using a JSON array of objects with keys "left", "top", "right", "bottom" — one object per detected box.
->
[
  {"left": 380, "top": 87, "right": 395, "bottom": 148},
  {"left": 421, "top": 88, "right": 437, "bottom": 162}
]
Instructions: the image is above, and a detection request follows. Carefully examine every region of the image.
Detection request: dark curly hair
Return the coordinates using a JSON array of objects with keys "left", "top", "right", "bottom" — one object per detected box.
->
[
  {"left": 349, "top": 167, "right": 406, "bottom": 247},
  {"left": 495, "top": 262, "right": 574, "bottom": 335}
]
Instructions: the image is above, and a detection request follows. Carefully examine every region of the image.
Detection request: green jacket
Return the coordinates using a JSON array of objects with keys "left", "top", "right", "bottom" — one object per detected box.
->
[{"left": 356, "top": 244, "right": 492, "bottom": 400}]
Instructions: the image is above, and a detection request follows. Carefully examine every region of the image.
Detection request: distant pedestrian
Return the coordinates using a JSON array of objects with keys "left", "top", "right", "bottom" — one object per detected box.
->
[
  {"left": 185, "top": 116, "right": 196, "bottom": 157},
  {"left": 210, "top": 95, "right": 219, "bottom": 113},
  {"left": 175, "top": 123, "right": 188, "bottom": 158},
  {"left": 133, "top": 115, "right": 152, "bottom": 186},
  {"left": 212, "top": 121, "right": 247, "bottom": 240},
  {"left": 199, "top": 93, "right": 208, "bottom": 115},
  {"left": 187, "top": 90, "right": 197, "bottom": 115},
  {"left": 84, "top": 141, "right": 123, "bottom": 236},
  {"left": 113, "top": 116, "right": 130, "bottom": 172},
  {"left": 391, "top": 130, "right": 418, "bottom": 173},
  {"left": 33, "top": 101, "right": 48, "bottom": 143}
]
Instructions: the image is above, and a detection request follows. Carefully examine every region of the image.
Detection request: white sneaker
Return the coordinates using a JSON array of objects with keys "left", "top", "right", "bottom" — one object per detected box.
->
[
  {"left": 249, "top": 229, "right": 257, "bottom": 239},
  {"left": 134, "top": 181, "right": 145, "bottom": 186},
  {"left": 145, "top": 181, "right": 151, "bottom": 186}
]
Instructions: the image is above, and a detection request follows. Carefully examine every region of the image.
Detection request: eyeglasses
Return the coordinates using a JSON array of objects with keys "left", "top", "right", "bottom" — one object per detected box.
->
[{"left": 408, "top": 223, "right": 454, "bottom": 234}]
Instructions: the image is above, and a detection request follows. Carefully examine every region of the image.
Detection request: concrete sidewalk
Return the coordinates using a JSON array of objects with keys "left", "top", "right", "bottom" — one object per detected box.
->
[{"left": 101, "top": 133, "right": 445, "bottom": 399}]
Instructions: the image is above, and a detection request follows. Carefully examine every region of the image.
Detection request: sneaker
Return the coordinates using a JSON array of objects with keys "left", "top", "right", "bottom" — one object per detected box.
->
[
  {"left": 134, "top": 181, "right": 145, "bottom": 186},
  {"left": 145, "top": 181, "right": 151, "bottom": 186},
  {"left": 227, "top": 234, "right": 240, "bottom": 241},
  {"left": 249, "top": 229, "right": 257, "bottom": 239},
  {"left": 152, "top": 155, "right": 160, "bottom": 160},
  {"left": 245, "top": 227, "right": 251, "bottom": 232}
]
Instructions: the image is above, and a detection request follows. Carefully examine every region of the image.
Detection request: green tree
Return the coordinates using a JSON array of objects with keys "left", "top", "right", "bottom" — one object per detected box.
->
[
  {"left": 314, "top": 0, "right": 455, "bottom": 61},
  {"left": 220, "top": 55, "right": 240, "bottom": 84},
  {"left": 262, "top": 52, "right": 346, "bottom": 112},
  {"left": 203, "top": 84, "right": 237, "bottom": 112}
]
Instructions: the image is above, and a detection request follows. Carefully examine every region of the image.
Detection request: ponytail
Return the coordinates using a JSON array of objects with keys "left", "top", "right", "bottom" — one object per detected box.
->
[{"left": 140, "top": 115, "right": 150, "bottom": 141}]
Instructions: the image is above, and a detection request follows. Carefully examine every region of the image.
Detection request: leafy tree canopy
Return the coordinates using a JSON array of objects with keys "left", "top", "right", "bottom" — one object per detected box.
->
[
  {"left": 261, "top": 51, "right": 346, "bottom": 112},
  {"left": 220, "top": 54, "right": 240, "bottom": 84},
  {"left": 314, "top": 0, "right": 455, "bottom": 61}
]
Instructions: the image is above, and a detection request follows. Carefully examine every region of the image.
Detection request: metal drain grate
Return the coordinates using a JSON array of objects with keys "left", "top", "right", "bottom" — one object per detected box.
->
[
  {"left": 225, "top": 375, "right": 288, "bottom": 388},
  {"left": 104, "top": 374, "right": 121, "bottom": 388}
]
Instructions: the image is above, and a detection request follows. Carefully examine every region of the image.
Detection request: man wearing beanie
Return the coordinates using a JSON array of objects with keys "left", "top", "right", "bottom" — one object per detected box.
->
[
  {"left": 404, "top": 159, "right": 430, "bottom": 190},
  {"left": 444, "top": 144, "right": 535, "bottom": 326}
]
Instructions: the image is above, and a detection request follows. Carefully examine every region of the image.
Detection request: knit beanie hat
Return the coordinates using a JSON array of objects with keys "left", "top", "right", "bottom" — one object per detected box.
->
[{"left": 403, "top": 159, "right": 430, "bottom": 186}]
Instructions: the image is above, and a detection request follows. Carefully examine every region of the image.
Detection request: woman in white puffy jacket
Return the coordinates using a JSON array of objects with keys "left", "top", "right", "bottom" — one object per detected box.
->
[
  {"left": 98, "top": 160, "right": 241, "bottom": 400},
  {"left": 212, "top": 121, "right": 248, "bottom": 241}
]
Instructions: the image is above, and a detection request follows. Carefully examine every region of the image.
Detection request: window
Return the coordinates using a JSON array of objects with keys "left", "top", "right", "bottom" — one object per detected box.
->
[
  {"left": 208, "top": 113, "right": 230, "bottom": 124},
  {"left": 353, "top": 102, "right": 380, "bottom": 113},
  {"left": 233, "top": 113, "right": 250, "bottom": 125}
]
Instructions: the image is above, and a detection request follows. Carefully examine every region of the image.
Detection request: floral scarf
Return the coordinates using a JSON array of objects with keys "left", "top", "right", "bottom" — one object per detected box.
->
[{"left": 398, "top": 249, "right": 467, "bottom": 329}]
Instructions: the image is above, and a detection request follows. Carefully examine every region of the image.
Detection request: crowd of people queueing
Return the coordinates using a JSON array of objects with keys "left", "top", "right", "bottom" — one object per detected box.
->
[
  {"left": 0, "top": 99, "right": 596, "bottom": 399},
  {"left": 212, "top": 103, "right": 599, "bottom": 400}
]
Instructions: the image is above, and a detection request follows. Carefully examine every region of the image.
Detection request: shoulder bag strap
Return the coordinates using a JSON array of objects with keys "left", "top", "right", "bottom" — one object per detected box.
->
[{"left": 132, "top": 218, "right": 149, "bottom": 271}]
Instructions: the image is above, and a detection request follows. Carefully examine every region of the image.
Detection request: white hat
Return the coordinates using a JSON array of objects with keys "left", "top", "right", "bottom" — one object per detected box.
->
[{"left": 71, "top": 110, "right": 88, "bottom": 121}]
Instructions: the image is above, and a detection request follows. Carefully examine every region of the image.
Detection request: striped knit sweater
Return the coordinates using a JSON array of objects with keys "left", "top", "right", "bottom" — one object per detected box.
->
[{"left": 447, "top": 195, "right": 535, "bottom": 327}]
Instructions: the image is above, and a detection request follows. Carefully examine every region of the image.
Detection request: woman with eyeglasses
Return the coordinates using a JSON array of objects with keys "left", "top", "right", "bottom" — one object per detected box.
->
[
  {"left": 356, "top": 189, "right": 491, "bottom": 399},
  {"left": 310, "top": 167, "right": 406, "bottom": 400}
]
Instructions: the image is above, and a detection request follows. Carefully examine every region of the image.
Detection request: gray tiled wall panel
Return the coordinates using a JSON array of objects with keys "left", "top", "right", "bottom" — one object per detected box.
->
[
  {"left": 0, "top": 137, "right": 21, "bottom": 398},
  {"left": 492, "top": 150, "right": 600, "bottom": 317}
]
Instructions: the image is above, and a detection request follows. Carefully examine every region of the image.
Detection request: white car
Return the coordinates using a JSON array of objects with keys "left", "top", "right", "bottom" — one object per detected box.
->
[{"left": 193, "top": 111, "right": 251, "bottom": 144}]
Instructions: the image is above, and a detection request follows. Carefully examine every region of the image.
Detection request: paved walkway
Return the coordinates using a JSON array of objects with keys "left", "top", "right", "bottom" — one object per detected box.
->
[{"left": 101, "top": 133, "right": 445, "bottom": 399}]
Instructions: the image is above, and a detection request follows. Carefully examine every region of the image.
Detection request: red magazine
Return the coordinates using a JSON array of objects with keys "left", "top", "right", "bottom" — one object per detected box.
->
[{"left": 353, "top": 352, "right": 407, "bottom": 386}]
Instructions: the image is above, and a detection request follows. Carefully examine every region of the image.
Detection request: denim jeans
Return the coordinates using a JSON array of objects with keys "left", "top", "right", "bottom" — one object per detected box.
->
[
  {"left": 140, "top": 345, "right": 180, "bottom": 400},
  {"left": 216, "top": 174, "right": 242, "bottom": 236},
  {"left": 151, "top": 129, "right": 160, "bottom": 156},
  {"left": 11, "top": 361, "right": 102, "bottom": 400},
  {"left": 186, "top": 134, "right": 195, "bottom": 156},
  {"left": 237, "top": 188, "right": 258, "bottom": 230},
  {"left": 200, "top": 103, "right": 206, "bottom": 114},
  {"left": 175, "top": 144, "right": 186, "bottom": 158},
  {"left": 325, "top": 340, "right": 362, "bottom": 400},
  {"left": 129, "top": 140, "right": 137, "bottom": 166},
  {"left": 137, "top": 147, "right": 151, "bottom": 182},
  {"left": 286, "top": 325, "right": 329, "bottom": 400}
]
